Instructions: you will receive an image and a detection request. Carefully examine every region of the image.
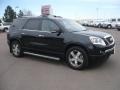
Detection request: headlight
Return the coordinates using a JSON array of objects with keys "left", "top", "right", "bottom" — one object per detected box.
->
[{"left": 89, "top": 36, "right": 106, "bottom": 46}]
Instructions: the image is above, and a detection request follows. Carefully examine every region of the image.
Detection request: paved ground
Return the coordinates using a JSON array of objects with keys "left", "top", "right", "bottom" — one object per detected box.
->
[{"left": 0, "top": 27, "right": 120, "bottom": 90}]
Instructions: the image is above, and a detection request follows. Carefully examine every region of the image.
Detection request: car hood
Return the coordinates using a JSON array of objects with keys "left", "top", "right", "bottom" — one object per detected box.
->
[{"left": 73, "top": 30, "right": 110, "bottom": 38}]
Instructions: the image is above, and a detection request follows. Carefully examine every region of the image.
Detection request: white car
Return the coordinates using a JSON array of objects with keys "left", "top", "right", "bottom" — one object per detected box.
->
[
  {"left": 0, "top": 23, "right": 10, "bottom": 32},
  {"left": 94, "top": 21, "right": 105, "bottom": 28},
  {"left": 116, "top": 22, "right": 120, "bottom": 31},
  {"left": 102, "top": 18, "right": 120, "bottom": 29}
]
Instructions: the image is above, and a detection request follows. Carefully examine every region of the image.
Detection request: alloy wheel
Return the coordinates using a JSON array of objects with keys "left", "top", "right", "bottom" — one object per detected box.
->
[{"left": 68, "top": 50, "right": 84, "bottom": 68}]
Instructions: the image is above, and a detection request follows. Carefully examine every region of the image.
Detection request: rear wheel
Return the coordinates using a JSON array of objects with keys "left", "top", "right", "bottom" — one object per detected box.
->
[
  {"left": 98, "top": 24, "right": 101, "bottom": 28},
  {"left": 11, "top": 41, "right": 23, "bottom": 57},
  {"left": 66, "top": 46, "right": 88, "bottom": 70},
  {"left": 107, "top": 25, "right": 112, "bottom": 29},
  {"left": 117, "top": 29, "right": 120, "bottom": 31},
  {"left": 4, "top": 28, "right": 8, "bottom": 32}
]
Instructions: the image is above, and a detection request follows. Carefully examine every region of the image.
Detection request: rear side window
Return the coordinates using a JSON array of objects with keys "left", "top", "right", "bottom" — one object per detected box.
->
[
  {"left": 41, "top": 20, "right": 59, "bottom": 31},
  {"left": 0, "top": 20, "right": 2, "bottom": 23},
  {"left": 11, "top": 18, "right": 27, "bottom": 29},
  {"left": 23, "top": 19, "right": 41, "bottom": 30}
]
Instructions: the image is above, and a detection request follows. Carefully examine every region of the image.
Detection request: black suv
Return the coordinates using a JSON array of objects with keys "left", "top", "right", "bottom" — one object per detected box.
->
[{"left": 7, "top": 16, "right": 115, "bottom": 70}]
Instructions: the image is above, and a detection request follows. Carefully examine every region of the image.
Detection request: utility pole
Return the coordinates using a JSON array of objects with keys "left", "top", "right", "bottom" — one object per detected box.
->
[{"left": 96, "top": 8, "right": 99, "bottom": 20}]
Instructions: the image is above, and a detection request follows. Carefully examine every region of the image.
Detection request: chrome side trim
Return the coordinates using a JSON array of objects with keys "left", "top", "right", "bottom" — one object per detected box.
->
[
  {"left": 22, "top": 29, "right": 51, "bottom": 33},
  {"left": 24, "top": 52, "right": 60, "bottom": 61}
]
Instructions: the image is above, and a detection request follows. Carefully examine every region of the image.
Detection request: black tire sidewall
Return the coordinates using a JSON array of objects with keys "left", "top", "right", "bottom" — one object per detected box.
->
[
  {"left": 107, "top": 25, "right": 112, "bottom": 29},
  {"left": 66, "top": 46, "right": 88, "bottom": 70}
]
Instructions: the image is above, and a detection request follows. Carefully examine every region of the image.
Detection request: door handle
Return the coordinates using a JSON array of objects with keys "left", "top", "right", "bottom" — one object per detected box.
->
[{"left": 38, "top": 34, "right": 45, "bottom": 37}]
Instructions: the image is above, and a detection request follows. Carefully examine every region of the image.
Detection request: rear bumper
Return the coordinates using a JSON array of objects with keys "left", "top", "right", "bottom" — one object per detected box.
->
[{"left": 116, "top": 25, "right": 120, "bottom": 29}]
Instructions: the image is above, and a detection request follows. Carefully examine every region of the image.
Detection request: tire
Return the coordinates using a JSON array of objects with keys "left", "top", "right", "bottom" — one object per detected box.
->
[
  {"left": 98, "top": 24, "right": 101, "bottom": 28},
  {"left": 66, "top": 46, "right": 88, "bottom": 70},
  {"left": 11, "top": 41, "right": 23, "bottom": 57},
  {"left": 107, "top": 25, "right": 112, "bottom": 29},
  {"left": 4, "top": 28, "right": 8, "bottom": 32},
  {"left": 117, "top": 29, "right": 120, "bottom": 31}
]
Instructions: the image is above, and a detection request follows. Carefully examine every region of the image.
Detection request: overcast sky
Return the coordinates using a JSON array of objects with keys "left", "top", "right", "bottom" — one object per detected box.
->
[{"left": 0, "top": 0, "right": 120, "bottom": 19}]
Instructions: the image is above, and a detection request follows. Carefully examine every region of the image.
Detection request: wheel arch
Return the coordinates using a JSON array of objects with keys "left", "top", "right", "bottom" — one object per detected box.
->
[{"left": 65, "top": 43, "right": 88, "bottom": 55}]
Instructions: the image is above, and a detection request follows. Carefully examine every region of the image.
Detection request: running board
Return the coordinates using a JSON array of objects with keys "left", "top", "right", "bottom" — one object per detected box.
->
[{"left": 24, "top": 52, "right": 60, "bottom": 61}]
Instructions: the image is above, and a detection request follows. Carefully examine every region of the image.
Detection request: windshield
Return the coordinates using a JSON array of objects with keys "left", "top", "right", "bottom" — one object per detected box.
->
[{"left": 58, "top": 19, "right": 86, "bottom": 32}]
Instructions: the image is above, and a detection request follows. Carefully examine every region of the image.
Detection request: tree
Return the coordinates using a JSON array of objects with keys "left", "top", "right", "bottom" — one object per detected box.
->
[
  {"left": 18, "top": 10, "right": 24, "bottom": 18},
  {"left": 3, "top": 5, "right": 16, "bottom": 22}
]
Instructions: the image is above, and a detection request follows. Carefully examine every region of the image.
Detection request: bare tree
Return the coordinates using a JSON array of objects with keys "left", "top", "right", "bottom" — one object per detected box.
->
[{"left": 22, "top": 9, "right": 33, "bottom": 16}]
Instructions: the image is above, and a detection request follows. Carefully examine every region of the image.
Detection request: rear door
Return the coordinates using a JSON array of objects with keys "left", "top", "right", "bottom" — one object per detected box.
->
[{"left": 21, "top": 18, "right": 42, "bottom": 51}]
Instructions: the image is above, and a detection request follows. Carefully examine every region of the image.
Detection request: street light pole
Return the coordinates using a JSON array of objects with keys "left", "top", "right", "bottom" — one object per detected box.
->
[{"left": 96, "top": 8, "right": 99, "bottom": 20}]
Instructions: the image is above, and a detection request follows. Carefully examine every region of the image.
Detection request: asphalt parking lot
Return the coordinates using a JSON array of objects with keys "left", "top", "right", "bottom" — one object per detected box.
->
[{"left": 0, "top": 27, "right": 120, "bottom": 90}]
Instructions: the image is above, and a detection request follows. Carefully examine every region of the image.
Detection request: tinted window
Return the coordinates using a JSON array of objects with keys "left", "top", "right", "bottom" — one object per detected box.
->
[
  {"left": 118, "top": 19, "right": 120, "bottom": 21},
  {"left": 0, "top": 23, "right": 1, "bottom": 26},
  {"left": 24, "top": 19, "right": 41, "bottom": 30},
  {"left": 111, "top": 19, "right": 116, "bottom": 22},
  {"left": 0, "top": 20, "right": 2, "bottom": 23},
  {"left": 58, "top": 19, "right": 86, "bottom": 31},
  {"left": 41, "top": 20, "right": 59, "bottom": 31}
]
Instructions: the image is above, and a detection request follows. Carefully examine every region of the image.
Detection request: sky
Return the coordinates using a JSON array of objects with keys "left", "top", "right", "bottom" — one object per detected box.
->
[{"left": 0, "top": 0, "right": 120, "bottom": 19}]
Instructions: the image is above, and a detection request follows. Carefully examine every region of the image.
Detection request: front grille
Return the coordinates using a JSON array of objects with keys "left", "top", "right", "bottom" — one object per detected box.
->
[{"left": 106, "top": 36, "right": 114, "bottom": 45}]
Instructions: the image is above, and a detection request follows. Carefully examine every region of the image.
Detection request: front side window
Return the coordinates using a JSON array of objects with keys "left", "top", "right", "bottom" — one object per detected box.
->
[
  {"left": 58, "top": 19, "right": 86, "bottom": 32},
  {"left": 23, "top": 19, "right": 41, "bottom": 30},
  {"left": 41, "top": 20, "right": 59, "bottom": 32}
]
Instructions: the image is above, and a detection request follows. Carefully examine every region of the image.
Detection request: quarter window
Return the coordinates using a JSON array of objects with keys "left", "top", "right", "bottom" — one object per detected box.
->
[
  {"left": 23, "top": 19, "right": 41, "bottom": 30},
  {"left": 41, "top": 20, "right": 59, "bottom": 32}
]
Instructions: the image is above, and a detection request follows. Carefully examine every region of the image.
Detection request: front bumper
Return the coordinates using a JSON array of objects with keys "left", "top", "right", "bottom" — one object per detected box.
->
[{"left": 88, "top": 44, "right": 115, "bottom": 57}]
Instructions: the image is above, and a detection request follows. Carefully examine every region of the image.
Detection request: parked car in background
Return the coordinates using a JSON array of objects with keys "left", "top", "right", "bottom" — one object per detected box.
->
[
  {"left": 116, "top": 22, "right": 120, "bottom": 31},
  {"left": 94, "top": 20, "right": 105, "bottom": 28},
  {"left": 102, "top": 18, "right": 120, "bottom": 29},
  {"left": 0, "top": 22, "right": 11, "bottom": 32}
]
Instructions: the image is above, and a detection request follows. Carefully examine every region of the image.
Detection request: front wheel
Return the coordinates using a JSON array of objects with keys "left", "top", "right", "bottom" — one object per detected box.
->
[
  {"left": 66, "top": 46, "right": 88, "bottom": 70},
  {"left": 11, "top": 41, "right": 23, "bottom": 57}
]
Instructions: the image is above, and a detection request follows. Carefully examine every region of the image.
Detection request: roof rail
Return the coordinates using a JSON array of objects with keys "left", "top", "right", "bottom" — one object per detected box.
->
[{"left": 41, "top": 15, "right": 62, "bottom": 18}]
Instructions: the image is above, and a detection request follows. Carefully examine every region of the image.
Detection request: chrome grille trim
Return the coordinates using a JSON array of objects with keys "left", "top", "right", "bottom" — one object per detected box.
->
[{"left": 104, "top": 35, "right": 114, "bottom": 45}]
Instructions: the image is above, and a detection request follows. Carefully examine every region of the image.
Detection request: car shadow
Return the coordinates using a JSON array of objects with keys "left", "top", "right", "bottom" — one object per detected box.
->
[
  {"left": 22, "top": 54, "right": 109, "bottom": 70},
  {"left": 87, "top": 58, "right": 109, "bottom": 70}
]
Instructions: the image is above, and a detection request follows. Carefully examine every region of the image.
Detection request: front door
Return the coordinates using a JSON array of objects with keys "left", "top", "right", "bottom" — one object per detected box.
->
[{"left": 37, "top": 19, "right": 64, "bottom": 54}]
